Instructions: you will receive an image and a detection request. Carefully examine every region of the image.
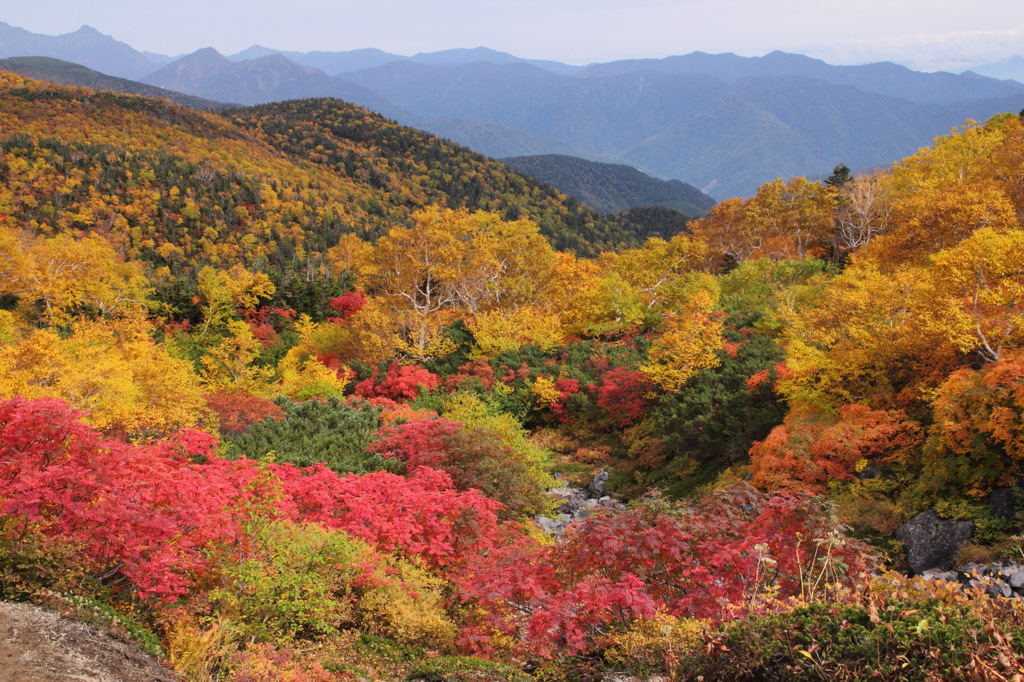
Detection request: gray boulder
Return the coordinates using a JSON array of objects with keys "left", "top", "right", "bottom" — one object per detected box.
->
[
  {"left": 990, "top": 486, "right": 1020, "bottom": 521},
  {"left": 895, "top": 510, "right": 974, "bottom": 575},
  {"left": 535, "top": 472, "right": 622, "bottom": 536},
  {"left": 586, "top": 469, "right": 609, "bottom": 498}
]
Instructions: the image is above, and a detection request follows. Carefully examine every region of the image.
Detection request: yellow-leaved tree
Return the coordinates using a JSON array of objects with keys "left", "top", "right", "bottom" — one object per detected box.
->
[
  {"left": 639, "top": 289, "right": 723, "bottom": 392},
  {"left": 355, "top": 206, "right": 558, "bottom": 360},
  {"left": 0, "top": 316, "right": 206, "bottom": 437},
  {"left": 199, "top": 319, "right": 277, "bottom": 397},
  {"left": 195, "top": 264, "right": 275, "bottom": 337},
  {"left": 0, "top": 226, "right": 151, "bottom": 324},
  {"left": 914, "top": 226, "right": 1024, "bottom": 363}
]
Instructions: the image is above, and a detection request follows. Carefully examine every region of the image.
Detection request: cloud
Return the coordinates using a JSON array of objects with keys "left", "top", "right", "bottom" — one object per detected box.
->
[{"left": 803, "top": 24, "right": 1024, "bottom": 72}]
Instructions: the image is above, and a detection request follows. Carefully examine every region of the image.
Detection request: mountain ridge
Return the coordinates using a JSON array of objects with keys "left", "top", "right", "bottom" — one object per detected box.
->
[
  {"left": 5, "top": 21, "right": 1024, "bottom": 197},
  {"left": 501, "top": 154, "right": 715, "bottom": 216}
]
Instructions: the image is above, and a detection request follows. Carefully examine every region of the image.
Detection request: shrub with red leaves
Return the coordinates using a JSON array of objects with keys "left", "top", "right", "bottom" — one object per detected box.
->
[
  {"left": 0, "top": 397, "right": 502, "bottom": 602},
  {"left": 453, "top": 483, "right": 873, "bottom": 659},
  {"left": 369, "top": 417, "right": 548, "bottom": 517},
  {"left": 327, "top": 291, "right": 365, "bottom": 322},
  {"left": 355, "top": 362, "right": 441, "bottom": 402},
  {"left": 596, "top": 367, "right": 654, "bottom": 428},
  {"left": 205, "top": 391, "right": 285, "bottom": 437}
]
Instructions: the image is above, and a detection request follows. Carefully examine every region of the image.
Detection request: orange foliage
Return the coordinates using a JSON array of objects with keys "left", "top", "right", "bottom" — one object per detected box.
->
[
  {"left": 750, "top": 405, "right": 922, "bottom": 491},
  {"left": 925, "top": 353, "right": 1024, "bottom": 496}
]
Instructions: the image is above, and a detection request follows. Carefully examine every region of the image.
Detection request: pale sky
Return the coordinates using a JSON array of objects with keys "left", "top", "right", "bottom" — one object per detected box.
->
[{"left": 3, "top": 0, "right": 1023, "bottom": 71}]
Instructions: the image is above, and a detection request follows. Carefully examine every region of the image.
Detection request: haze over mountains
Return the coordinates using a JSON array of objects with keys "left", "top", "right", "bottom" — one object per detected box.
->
[{"left": 2, "top": 20, "right": 1024, "bottom": 198}]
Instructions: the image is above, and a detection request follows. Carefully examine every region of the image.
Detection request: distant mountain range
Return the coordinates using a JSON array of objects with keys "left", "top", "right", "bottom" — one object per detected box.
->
[
  {"left": 0, "top": 22, "right": 161, "bottom": 80},
  {"left": 969, "top": 56, "right": 1024, "bottom": 85},
  {"left": 3, "top": 20, "right": 1024, "bottom": 198}
]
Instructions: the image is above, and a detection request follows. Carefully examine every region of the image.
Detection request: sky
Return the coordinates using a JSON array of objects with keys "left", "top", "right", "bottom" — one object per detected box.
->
[{"left": 3, "top": 0, "right": 1023, "bottom": 71}]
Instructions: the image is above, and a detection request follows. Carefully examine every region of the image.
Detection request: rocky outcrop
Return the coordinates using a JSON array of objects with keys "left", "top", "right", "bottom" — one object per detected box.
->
[
  {"left": 535, "top": 470, "right": 623, "bottom": 535},
  {"left": 895, "top": 510, "right": 975, "bottom": 574},
  {"left": 921, "top": 561, "right": 1024, "bottom": 600},
  {"left": 0, "top": 601, "right": 178, "bottom": 681},
  {"left": 990, "top": 486, "right": 1021, "bottom": 521}
]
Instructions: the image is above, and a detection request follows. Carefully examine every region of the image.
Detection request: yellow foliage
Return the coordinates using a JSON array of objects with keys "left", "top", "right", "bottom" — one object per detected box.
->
[
  {"left": 530, "top": 375, "right": 563, "bottom": 405},
  {"left": 0, "top": 317, "right": 205, "bottom": 437},
  {"left": 0, "top": 226, "right": 151, "bottom": 324},
  {"left": 913, "top": 226, "right": 1024, "bottom": 362},
  {"left": 359, "top": 557, "right": 458, "bottom": 650},
  {"left": 164, "top": 614, "right": 238, "bottom": 682},
  {"left": 196, "top": 265, "right": 275, "bottom": 337},
  {"left": 858, "top": 181, "right": 1017, "bottom": 269},
  {"left": 560, "top": 236, "right": 717, "bottom": 336},
  {"left": 0, "top": 310, "right": 19, "bottom": 344},
  {"left": 326, "top": 232, "right": 374, "bottom": 281},
  {"left": 277, "top": 351, "right": 349, "bottom": 401},
  {"left": 604, "top": 612, "right": 707, "bottom": 672},
  {"left": 357, "top": 206, "right": 558, "bottom": 359},
  {"left": 200, "top": 320, "right": 276, "bottom": 397},
  {"left": 639, "top": 290, "right": 723, "bottom": 392},
  {"left": 547, "top": 252, "right": 605, "bottom": 337},
  {"left": 778, "top": 259, "right": 955, "bottom": 412},
  {"left": 467, "top": 305, "right": 563, "bottom": 357}
]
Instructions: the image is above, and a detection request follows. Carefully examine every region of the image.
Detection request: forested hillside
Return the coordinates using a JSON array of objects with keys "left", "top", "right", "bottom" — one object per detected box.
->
[
  {"left": 0, "top": 72, "right": 636, "bottom": 276},
  {"left": 501, "top": 153, "right": 715, "bottom": 216},
  {"left": 4, "top": 71, "right": 1024, "bottom": 680}
]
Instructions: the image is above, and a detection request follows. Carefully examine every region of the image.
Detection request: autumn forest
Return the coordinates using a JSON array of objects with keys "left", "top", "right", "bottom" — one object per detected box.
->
[{"left": 4, "top": 69, "right": 1024, "bottom": 680}]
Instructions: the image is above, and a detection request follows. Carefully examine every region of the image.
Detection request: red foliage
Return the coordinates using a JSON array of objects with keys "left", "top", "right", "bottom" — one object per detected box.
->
[
  {"left": 454, "top": 483, "right": 872, "bottom": 659},
  {"left": 370, "top": 417, "right": 463, "bottom": 471},
  {"left": 596, "top": 367, "right": 654, "bottom": 428},
  {"left": 745, "top": 368, "right": 772, "bottom": 390},
  {"left": 327, "top": 291, "right": 365, "bottom": 322},
  {"left": 204, "top": 391, "right": 285, "bottom": 437},
  {"left": 247, "top": 322, "right": 278, "bottom": 348},
  {"left": 750, "top": 406, "right": 922, "bottom": 491},
  {"left": 810, "top": 404, "right": 922, "bottom": 481},
  {"left": 0, "top": 397, "right": 502, "bottom": 602},
  {"left": 548, "top": 378, "right": 581, "bottom": 422},
  {"left": 240, "top": 306, "right": 296, "bottom": 348},
  {"left": 0, "top": 397, "right": 238, "bottom": 599},
  {"left": 444, "top": 359, "right": 496, "bottom": 391},
  {"left": 498, "top": 362, "right": 532, "bottom": 384},
  {"left": 926, "top": 354, "right": 1024, "bottom": 493},
  {"left": 354, "top": 362, "right": 441, "bottom": 402},
  {"left": 315, "top": 352, "right": 352, "bottom": 378},
  {"left": 231, "top": 643, "right": 335, "bottom": 682},
  {"left": 369, "top": 417, "right": 544, "bottom": 517},
  {"left": 275, "top": 464, "right": 502, "bottom": 567}
]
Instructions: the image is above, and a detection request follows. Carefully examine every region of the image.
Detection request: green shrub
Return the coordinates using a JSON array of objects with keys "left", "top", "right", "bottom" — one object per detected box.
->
[
  {"left": 210, "top": 520, "right": 371, "bottom": 643},
  {"left": 223, "top": 396, "right": 401, "bottom": 474},
  {"left": 406, "top": 656, "right": 532, "bottom": 682},
  {"left": 682, "top": 596, "right": 1009, "bottom": 681}
]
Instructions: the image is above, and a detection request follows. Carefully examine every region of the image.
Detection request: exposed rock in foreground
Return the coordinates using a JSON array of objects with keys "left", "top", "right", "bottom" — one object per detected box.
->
[{"left": 0, "top": 601, "right": 178, "bottom": 682}]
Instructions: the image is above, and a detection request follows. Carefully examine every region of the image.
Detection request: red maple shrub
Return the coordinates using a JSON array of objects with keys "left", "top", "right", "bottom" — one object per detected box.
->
[
  {"left": 327, "top": 291, "right": 365, "bottom": 323},
  {"left": 444, "top": 359, "right": 496, "bottom": 391},
  {"left": 369, "top": 417, "right": 548, "bottom": 517},
  {"left": 596, "top": 367, "right": 654, "bottom": 428},
  {"left": 204, "top": 391, "right": 285, "bottom": 437},
  {"left": 0, "top": 397, "right": 503, "bottom": 602},
  {"left": 354, "top": 362, "right": 441, "bottom": 402},
  {"left": 750, "top": 406, "right": 922, "bottom": 491},
  {"left": 453, "top": 483, "right": 873, "bottom": 659}
]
